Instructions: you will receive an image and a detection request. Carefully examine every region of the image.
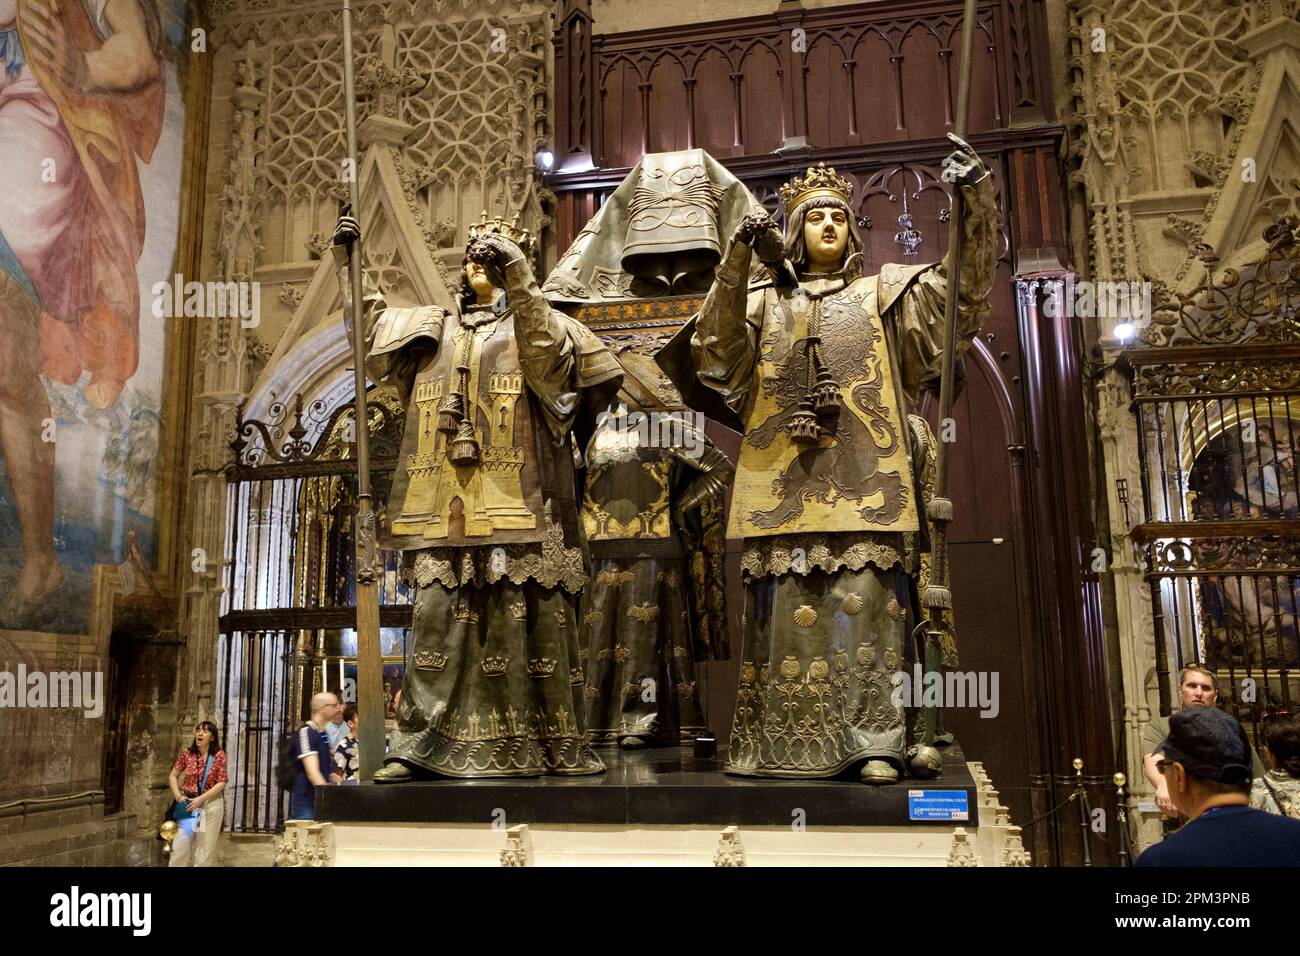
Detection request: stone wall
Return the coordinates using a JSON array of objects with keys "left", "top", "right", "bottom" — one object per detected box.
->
[{"left": 1062, "top": 0, "right": 1300, "bottom": 850}]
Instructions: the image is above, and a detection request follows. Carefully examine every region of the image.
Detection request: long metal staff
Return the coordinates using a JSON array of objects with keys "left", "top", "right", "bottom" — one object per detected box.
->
[
  {"left": 339, "top": 0, "right": 385, "bottom": 780},
  {"left": 915, "top": 0, "right": 980, "bottom": 758}
]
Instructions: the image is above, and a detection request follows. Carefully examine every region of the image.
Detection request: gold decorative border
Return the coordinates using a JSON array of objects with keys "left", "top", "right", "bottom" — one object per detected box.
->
[{"left": 575, "top": 295, "right": 703, "bottom": 330}]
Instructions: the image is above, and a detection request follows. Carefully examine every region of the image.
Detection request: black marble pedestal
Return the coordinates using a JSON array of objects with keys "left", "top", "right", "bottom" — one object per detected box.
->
[{"left": 318, "top": 744, "right": 979, "bottom": 828}]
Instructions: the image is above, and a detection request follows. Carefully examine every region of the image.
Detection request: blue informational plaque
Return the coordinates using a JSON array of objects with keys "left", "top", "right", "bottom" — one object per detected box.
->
[{"left": 908, "top": 789, "right": 970, "bottom": 821}]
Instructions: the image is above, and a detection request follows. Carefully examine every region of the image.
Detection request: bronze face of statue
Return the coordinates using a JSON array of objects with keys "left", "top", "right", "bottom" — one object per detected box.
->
[
  {"left": 335, "top": 211, "right": 623, "bottom": 780},
  {"left": 464, "top": 259, "right": 497, "bottom": 304},
  {"left": 664, "top": 138, "right": 997, "bottom": 784},
  {"left": 801, "top": 206, "right": 850, "bottom": 272}
]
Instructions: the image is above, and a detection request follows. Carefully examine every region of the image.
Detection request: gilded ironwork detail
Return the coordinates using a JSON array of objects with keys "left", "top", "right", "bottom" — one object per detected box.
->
[
  {"left": 1131, "top": 355, "right": 1300, "bottom": 400},
  {"left": 1149, "top": 533, "right": 1300, "bottom": 577},
  {"left": 1137, "top": 217, "right": 1300, "bottom": 348}
]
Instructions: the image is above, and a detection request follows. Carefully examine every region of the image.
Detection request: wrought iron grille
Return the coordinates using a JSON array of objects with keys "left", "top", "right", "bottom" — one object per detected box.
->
[
  {"left": 1128, "top": 217, "right": 1300, "bottom": 744},
  {"left": 216, "top": 390, "right": 413, "bottom": 832}
]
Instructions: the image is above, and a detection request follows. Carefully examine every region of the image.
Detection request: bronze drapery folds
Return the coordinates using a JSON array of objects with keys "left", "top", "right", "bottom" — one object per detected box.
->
[
  {"left": 659, "top": 154, "right": 997, "bottom": 782},
  {"left": 578, "top": 341, "right": 733, "bottom": 747},
  {"left": 347, "top": 213, "right": 623, "bottom": 779}
]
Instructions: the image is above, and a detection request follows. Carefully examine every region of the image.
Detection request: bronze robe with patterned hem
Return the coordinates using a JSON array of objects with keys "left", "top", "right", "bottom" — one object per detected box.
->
[
  {"left": 578, "top": 355, "right": 733, "bottom": 745},
  {"left": 666, "top": 172, "right": 997, "bottom": 777},
  {"left": 361, "top": 253, "right": 621, "bottom": 777}
]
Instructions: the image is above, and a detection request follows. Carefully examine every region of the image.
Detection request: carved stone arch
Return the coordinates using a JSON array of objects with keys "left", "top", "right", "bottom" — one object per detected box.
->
[
  {"left": 246, "top": 142, "right": 452, "bottom": 427},
  {"left": 1189, "top": 22, "right": 1300, "bottom": 291}
]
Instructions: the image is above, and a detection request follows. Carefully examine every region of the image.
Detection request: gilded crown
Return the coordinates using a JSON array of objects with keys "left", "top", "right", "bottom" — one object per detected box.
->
[
  {"left": 414, "top": 650, "right": 448, "bottom": 672},
  {"left": 467, "top": 210, "right": 536, "bottom": 257},
  {"left": 481, "top": 655, "right": 510, "bottom": 677},
  {"left": 527, "top": 658, "right": 558, "bottom": 679},
  {"left": 779, "top": 163, "right": 854, "bottom": 215}
]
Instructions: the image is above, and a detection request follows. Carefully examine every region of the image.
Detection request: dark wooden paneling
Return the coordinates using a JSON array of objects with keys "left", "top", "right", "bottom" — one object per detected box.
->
[
  {"left": 567, "top": 1, "right": 1046, "bottom": 170},
  {"left": 946, "top": 541, "right": 1035, "bottom": 839}
]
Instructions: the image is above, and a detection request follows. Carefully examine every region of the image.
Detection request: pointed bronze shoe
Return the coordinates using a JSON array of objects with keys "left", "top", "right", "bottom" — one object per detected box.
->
[
  {"left": 859, "top": 759, "right": 900, "bottom": 786},
  {"left": 373, "top": 762, "right": 415, "bottom": 784}
]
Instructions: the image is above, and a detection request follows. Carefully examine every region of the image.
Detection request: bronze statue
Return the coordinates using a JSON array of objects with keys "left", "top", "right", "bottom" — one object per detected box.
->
[
  {"left": 659, "top": 134, "right": 997, "bottom": 783},
  {"left": 333, "top": 211, "right": 621, "bottom": 780},
  {"left": 578, "top": 338, "right": 732, "bottom": 747}
]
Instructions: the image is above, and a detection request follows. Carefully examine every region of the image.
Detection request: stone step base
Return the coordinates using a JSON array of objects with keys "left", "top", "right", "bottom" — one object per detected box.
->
[
  {"left": 0, "top": 812, "right": 151, "bottom": 867},
  {"left": 330, "top": 822, "right": 960, "bottom": 867},
  {"left": 275, "top": 761, "right": 1029, "bottom": 867}
]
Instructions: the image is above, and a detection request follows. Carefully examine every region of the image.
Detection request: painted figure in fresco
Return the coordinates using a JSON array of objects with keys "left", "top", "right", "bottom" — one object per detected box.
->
[
  {"left": 333, "top": 211, "right": 622, "bottom": 780},
  {"left": 0, "top": 0, "right": 163, "bottom": 601},
  {"left": 579, "top": 337, "right": 732, "bottom": 748},
  {"left": 660, "top": 134, "right": 996, "bottom": 784}
]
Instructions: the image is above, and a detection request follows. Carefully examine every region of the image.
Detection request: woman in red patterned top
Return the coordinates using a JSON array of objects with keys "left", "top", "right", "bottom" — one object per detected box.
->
[{"left": 167, "top": 721, "right": 228, "bottom": 867}]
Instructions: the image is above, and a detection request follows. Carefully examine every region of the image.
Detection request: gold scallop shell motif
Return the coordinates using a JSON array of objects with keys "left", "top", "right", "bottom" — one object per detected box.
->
[
  {"left": 841, "top": 592, "right": 865, "bottom": 615},
  {"left": 793, "top": 605, "right": 818, "bottom": 628}
]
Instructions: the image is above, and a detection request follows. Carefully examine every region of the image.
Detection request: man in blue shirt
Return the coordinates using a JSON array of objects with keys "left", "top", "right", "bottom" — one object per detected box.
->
[
  {"left": 290, "top": 691, "right": 338, "bottom": 821},
  {"left": 1136, "top": 706, "right": 1300, "bottom": 867}
]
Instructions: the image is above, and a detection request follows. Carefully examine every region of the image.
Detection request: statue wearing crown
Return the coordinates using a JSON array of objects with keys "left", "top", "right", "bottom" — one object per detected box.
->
[
  {"left": 332, "top": 210, "right": 622, "bottom": 780},
  {"left": 659, "top": 135, "right": 997, "bottom": 783}
]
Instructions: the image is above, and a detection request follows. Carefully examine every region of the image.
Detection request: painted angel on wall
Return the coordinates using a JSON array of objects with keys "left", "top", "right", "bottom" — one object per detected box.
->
[{"left": 0, "top": 0, "right": 163, "bottom": 602}]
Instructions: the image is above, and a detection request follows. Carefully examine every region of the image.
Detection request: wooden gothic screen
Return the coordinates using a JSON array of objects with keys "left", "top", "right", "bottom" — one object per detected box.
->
[
  {"left": 1128, "top": 219, "right": 1300, "bottom": 739},
  {"left": 549, "top": 0, "right": 1112, "bottom": 865}
]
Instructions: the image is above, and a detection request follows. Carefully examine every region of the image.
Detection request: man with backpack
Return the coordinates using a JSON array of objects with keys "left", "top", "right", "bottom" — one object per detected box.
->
[{"left": 282, "top": 691, "right": 339, "bottom": 821}]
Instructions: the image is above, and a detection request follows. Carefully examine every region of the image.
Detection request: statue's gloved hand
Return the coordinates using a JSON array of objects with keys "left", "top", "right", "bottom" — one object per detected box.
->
[
  {"left": 333, "top": 204, "right": 361, "bottom": 247},
  {"left": 678, "top": 472, "right": 726, "bottom": 513},
  {"left": 734, "top": 213, "right": 784, "bottom": 267},
  {"left": 941, "top": 132, "right": 987, "bottom": 187}
]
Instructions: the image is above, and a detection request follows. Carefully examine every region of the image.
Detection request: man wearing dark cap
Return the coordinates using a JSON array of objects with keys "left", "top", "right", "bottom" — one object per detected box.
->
[{"left": 1136, "top": 707, "right": 1300, "bottom": 866}]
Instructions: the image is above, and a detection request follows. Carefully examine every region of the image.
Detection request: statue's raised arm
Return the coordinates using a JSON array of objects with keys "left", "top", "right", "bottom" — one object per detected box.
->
[{"left": 883, "top": 133, "right": 999, "bottom": 401}]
